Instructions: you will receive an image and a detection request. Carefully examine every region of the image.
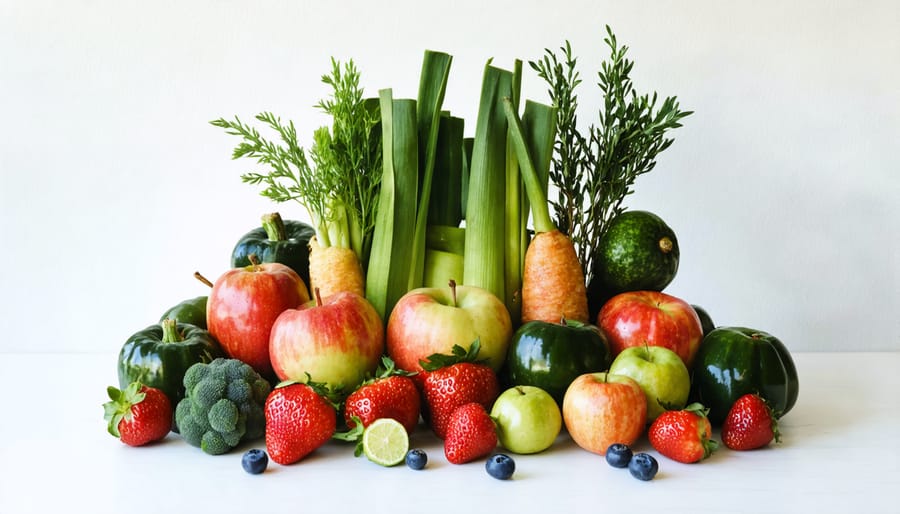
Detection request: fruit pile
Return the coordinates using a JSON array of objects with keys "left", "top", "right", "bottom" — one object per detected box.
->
[
  {"left": 102, "top": 30, "right": 800, "bottom": 481},
  {"left": 103, "top": 208, "right": 798, "bottom": 480}
]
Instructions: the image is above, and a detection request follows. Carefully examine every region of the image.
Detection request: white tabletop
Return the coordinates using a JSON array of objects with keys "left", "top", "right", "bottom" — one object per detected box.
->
[{"left": 0, "top": 351, "right": 896, "bottom": 514}]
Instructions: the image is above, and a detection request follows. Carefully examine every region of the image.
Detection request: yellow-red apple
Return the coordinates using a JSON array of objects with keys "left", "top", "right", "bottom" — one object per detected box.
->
[
  {"left": 562, "top": 372, "right": 647, "bottom": 454},
  {"left": 386, "top": 280, "right": 512, "bottom": 373},
  {"left": 269, "top": 290, "right": 384, "bottom": 391}
]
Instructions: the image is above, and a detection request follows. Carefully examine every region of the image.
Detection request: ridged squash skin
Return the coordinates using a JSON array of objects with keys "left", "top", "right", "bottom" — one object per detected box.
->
[
  {"left": 691, "top": 327, "right": 799, "bottom": 425},
  {"left": 505, "top": 319, "right": 611, "bottom": 405},
  {"left": 231, "top": 218, "right": 315, "bottom": 291}
]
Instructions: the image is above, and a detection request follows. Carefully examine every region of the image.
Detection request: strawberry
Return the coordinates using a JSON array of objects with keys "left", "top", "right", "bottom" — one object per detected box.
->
[
  {"left": 443, "top": 403, "right": 498, "bottom": 464},
  {"left": 648, "top": 403, "right": 718, "bottom": 463},
  {"left": 417, "top": 340, "right": 499, "bottom": 439},
  {"left": 103, "top": 382, "right": 172, "bottom": 447},
  {"left": 721, "top": 393, "right": 781, "bottom": 451},
  {"left": 264, "top": 381, "right": 337, "bottom": 465},
  {"left": 343, "top": 356, "right": 421, "bottom": 434}
]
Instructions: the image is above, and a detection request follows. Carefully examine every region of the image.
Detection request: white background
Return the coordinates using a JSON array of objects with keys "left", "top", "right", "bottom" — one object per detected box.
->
[{"left": 1, "top": 0, "right": 898, "bottom": 355}]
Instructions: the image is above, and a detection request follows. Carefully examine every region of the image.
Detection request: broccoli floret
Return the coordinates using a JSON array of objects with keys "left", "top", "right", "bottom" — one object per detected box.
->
[
  {"left": 182, "top": 362, "right": 209, "bottom": 392},
  {"left": 201, "top": 431, "right": 230, "bottom": 455},
  {"left": 193, "top": 375, "right": 227, "bottom": 407},
  {"left": 223, "top": 358, "right": 252, "bottom": 382},
  {"left": 226, "top": 380, "right": 251, "bottom": 405},
  {"left": 208, "top": 399, "right": 239, "bottom": 433},
  {"left": 251, "top": 377, "right": 271, "bottom": 405},
  {"left": 175, "top": 358, "right": 272, "bottom": 455}
]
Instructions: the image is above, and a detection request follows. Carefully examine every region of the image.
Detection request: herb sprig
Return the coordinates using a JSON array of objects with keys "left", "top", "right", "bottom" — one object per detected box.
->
[
  {"left": 529, "top": 26, "right": 692, "bottom": 284},
  {"left": 211, "top": 58, "right": 381, "bottom": 265}
]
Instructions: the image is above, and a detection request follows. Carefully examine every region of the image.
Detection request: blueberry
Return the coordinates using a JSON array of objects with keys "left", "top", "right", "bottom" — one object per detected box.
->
[
  {"left": 628, "top": 452, "right": 659, "bottom": 481},
  {"left": 485, "top": 453, "right": 515, "bottom": 480},
  {"left": 605, "top": 443, "right": 633, "bottom": 468},
  {"left": 405, "top": 449, "right": 428, "bottom": 470},
  {"left": 241, "top": 449, "right": 268, "bottom": 475}
]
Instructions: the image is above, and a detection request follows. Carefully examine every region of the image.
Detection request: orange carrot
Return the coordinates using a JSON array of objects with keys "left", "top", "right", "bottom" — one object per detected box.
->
[
  {"left": 308, "top": 237, "right": 365, "bottom": 300},
  {"left": 504, "top": 98, "right": 589, "bottom": 324},
  {"left": 521, "top": 230, "right": 589, "bottom": 323}
]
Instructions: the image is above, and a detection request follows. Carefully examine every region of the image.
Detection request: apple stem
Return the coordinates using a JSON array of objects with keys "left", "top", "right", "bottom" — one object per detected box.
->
[
  {"left": 248, "top": 253, "right": 260, "bottom": 270},
  {"left": 559, "top": 315, "right": 567, "bottom": 326},
  {"left": 448, "top": 279, "right": 458, "bottom": 308},
  {"left": 194, "top": 271, "right": 214, "bottom": 288},
  {"left": 314, "top": 287, "right": 323, "bottom": 307}
]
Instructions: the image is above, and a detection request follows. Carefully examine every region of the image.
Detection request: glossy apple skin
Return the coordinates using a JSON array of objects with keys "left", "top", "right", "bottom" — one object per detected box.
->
[
  {"left": 207, "top": 263, "right": 310, "bottom": 378},
  {"left": 608, "top": 345, "right": 691, "bottom": 420},
  {"left": 597, "top": 290, "right": 703, "bottom": 368},
  {"left": 491, "top": 385, "right": 562, "bottom": 455},
  {"left": 562, "top": 372, "right": 647, "bottom": 454},
  {"left": 386, "top": 284, "right": 512, "bottom": 372},
  {"left": 269, "top": 291, "right": 384, "bottom": 391}
]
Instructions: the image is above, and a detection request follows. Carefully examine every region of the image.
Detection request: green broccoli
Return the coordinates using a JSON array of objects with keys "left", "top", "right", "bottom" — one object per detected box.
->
[{"left": 175, "top": 358, "right": 271, "bottom": 455}]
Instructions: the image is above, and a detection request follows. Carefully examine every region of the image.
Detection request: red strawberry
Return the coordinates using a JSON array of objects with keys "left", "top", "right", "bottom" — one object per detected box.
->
[
  {"left": 344, "top": 356, "right": 421, "bottom": 434},
  {"left": 418, "top": 340, "right": 499, "bottom": 439},
  {"left": 721, "top": 393, "right": 781, "bottom": 451},
  {"left": 648, "top": 403, "right": 718, "bottom": 463},
  {"left": 443, "top": 403, "right": 498, "bottom": 464},
  {"left": 103, "top": 382, "right": 172, "bottom": 447},
  {"left": 265, "top": 382, "right": 337, "bottom": 465}
]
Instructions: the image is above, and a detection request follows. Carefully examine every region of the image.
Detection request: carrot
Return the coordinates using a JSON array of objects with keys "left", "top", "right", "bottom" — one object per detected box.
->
[
  {"left": 521, "top": 230, "right": 589, "bottom": 323},
  {"left": 504, "top": 98, "right": 589, "bottom": 324},
  {"left": 308, "top": 236, "right": 365, "bottom": 299}
]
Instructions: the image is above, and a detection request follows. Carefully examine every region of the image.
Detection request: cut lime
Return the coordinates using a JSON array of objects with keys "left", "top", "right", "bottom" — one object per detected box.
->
[{"left": 362, "top": 418, "right": 409, "bottom": 467}]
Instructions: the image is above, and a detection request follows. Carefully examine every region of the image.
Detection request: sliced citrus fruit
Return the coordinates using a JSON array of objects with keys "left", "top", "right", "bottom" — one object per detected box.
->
[{"left": 362, "top": 418, "right": 409, "bottom": 467}]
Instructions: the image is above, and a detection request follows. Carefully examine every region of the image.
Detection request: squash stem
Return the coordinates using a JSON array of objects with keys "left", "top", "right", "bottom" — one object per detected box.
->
[
  {"left": 261, "top": 212, "right": 288, "bottom": 242},
  {"left": 160, "top": 318, "right": 183, "bottom": 343}
]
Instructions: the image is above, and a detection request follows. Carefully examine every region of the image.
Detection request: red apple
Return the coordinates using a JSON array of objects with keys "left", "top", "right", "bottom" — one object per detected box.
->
[
  {"left": 207, "top": 262, "right": 309, "bottom": 378},
  {"left": 386, "top": 280, "right": 512, "bottom": 373},
  {"left": 597, "top": 290, "right": 703, "bottom": 368},
  {"left": 269, "top": 290, "right": 384, "bottom": 391},
  {"left": 562, "top": 372, "right": 647, "bottom": 454}
]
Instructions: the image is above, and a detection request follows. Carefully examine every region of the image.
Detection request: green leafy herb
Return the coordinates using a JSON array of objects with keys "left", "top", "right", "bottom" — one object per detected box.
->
[
  {"left": 529, "top": 26, "right": 692, "bottom": 284},
  {"left": 211, "top": 58, "right": 381, "bottom": 266}
]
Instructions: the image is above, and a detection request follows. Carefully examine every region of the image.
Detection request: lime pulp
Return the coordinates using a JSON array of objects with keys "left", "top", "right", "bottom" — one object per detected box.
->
[{"left": 362, "top": 418, "right": 409, "bottom": 467}]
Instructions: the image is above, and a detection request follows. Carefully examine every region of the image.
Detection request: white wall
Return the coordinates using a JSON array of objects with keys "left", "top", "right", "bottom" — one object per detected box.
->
[{"left": 2, "top": 0, "right": 897, "bottom": 354}]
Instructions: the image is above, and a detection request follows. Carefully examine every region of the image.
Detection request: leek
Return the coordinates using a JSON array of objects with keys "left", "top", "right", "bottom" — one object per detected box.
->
[
  {"left": 366, "top": 89, "right": 419, "bottom": 320},
  {"left": 408, "top": 51, "right": 452, "bottom": 290},
  {"left": 463, "top": 63, "right": 514, "bottom": 302},
  {"left": 503, "top": 60, "right": 524, "bottom": 321}
]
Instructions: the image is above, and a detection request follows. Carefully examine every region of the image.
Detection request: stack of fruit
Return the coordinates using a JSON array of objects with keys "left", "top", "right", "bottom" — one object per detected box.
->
[{"left": 102, "top": 27, "right": 800, "bottom": 482}]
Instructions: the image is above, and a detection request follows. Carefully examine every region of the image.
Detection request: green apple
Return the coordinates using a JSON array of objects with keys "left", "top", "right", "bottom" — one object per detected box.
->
[
  {"left": 608, "top": 345, "right": 690, "bottom": 420},
  {"left": 490, "top": 385, "right": 562, "bottom": 454}
]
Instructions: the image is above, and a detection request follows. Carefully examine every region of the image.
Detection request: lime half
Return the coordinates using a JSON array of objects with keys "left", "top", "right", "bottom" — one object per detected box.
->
[{"left": 362, "top": 418, "right": 409, "bottom": 467}]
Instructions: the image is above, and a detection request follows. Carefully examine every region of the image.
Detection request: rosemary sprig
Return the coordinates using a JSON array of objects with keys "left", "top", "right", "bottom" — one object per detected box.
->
[{"left": 529, "top": 26, "right": 692, "bottom": 284}]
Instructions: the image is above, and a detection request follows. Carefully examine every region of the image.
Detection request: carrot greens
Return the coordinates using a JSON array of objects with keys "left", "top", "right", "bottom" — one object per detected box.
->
[{"left": 211, "top": 58, "right": 381, "bottom": 268}]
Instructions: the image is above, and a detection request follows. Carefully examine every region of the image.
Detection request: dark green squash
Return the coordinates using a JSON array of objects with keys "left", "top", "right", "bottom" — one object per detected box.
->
[
  {"left": 230, "top": 212, "right": 315, "bottom": 289},
  {"left": 505, "top": 318, "right": 611, "bottom": 404},
  {"left": 117, "top": 319, "right": 224, "bottom": 406},
  {"left": 159, "top": 295, "right": 208, "bottom": 329},
  {"left": 691, "top": 326, "right": 799, "bottom": 425}
]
